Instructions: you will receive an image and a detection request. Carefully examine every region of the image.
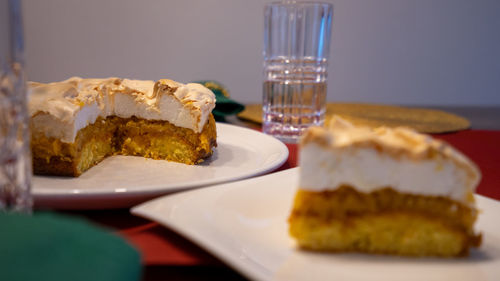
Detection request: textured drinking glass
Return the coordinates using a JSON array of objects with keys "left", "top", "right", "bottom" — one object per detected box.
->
[
  {"left": 0, "top": 0, "right": 32, "bottom": 213},
  {"left": 263, "top": 1, "right": 333, "bottom": 143}
]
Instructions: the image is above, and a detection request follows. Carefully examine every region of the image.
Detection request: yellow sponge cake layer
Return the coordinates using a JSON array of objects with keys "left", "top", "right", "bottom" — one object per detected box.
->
[{"left": 289, "top": 187, "right": 481, "bottom": 257}]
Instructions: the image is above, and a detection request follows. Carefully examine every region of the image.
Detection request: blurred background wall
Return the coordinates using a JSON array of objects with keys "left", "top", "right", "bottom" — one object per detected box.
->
[{"left": 23, "top": 0, "right": 500, "bottom": 105}]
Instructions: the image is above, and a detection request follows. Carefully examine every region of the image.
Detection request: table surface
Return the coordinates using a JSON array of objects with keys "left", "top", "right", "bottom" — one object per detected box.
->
[{"left": 58, "top": 106, "right": 500, "bottom": 281}]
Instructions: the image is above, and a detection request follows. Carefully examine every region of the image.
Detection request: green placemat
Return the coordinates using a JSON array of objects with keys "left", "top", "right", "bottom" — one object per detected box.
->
[
  {"left": 0, "top": 212, "right": 141, "bottom": 281},
  {"left": 193, "top": 81, "right": 245, "bottom": 122}
]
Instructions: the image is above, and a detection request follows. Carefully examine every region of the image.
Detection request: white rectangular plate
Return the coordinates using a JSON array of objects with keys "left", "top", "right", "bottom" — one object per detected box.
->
[{"left": 132, "top": 168, "right": 500, "bottom": 281}]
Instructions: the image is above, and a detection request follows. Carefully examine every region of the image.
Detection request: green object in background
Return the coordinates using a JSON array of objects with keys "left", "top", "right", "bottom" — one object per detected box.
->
[
  {"left": 0, "top": 212, "right": 141, "bottom": 281},
  {"left": 193, "top": 81, "right": 245, "bottom": 122}
]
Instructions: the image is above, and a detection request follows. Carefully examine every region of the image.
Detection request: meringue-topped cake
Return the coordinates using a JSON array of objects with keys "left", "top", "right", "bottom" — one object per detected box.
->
[
  {"left": 289, "top": 117, "right": 482, "bottom": 257},
  {"left": 29, "top": 77, "right": 217, "bottom": 177}
]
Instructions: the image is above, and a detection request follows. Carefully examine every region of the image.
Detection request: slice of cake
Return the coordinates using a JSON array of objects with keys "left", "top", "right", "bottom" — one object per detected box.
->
[
  {"left": 289, "top": 117, "right": 482, "bottom": 257},
  {"left": 29, "top": 77, "right": 217, "bottom": 177}
]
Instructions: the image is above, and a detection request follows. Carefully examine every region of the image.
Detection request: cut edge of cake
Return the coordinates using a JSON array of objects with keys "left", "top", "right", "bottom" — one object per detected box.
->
[
  {"left": 29, "top": 77, "right": 217, "bottom": 177},
  {"left": 289, "top": 116, "right": 482, "bottom": 257}
]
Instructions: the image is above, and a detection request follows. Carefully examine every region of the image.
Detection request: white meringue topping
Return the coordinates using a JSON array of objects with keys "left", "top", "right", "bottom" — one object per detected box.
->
[
  {"left": 28, "top": 77, "right": 215, "bottom": 143},
  {"left": 299, "top": 117, "right": 481, "bottom": 206}
]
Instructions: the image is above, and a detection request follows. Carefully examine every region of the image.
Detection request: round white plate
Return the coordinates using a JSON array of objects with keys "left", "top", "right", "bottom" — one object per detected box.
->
[{"left": 33, "top": 123, "right": 288, "bottom": 209}]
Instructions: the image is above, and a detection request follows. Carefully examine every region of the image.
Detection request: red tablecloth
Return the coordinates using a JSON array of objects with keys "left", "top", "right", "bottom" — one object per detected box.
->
[
  {"left": 67, "top": 129, "right": 500, "bottom": 276},
  {"left": 434, "top": 130, "right": 500, "bottom": 200}
]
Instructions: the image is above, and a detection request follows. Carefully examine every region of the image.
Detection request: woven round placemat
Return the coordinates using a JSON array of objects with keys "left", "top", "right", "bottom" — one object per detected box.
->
[{"left": 237, "top": 103, "right": 470, "bottom": 133}]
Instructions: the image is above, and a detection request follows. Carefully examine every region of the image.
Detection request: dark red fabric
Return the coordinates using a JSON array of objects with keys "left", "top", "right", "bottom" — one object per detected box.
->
[
  {"left": 122, "top": 222, "right": 221, "bottom": 265},
  {"left": 101, "top": 130, "right": 500, "bottom": 266},
  {"left": 433, "top": 130, "right": 500, "bottom": 200},
  {"left": 276, "top": 143, "right": 298, "bottom": 171}
]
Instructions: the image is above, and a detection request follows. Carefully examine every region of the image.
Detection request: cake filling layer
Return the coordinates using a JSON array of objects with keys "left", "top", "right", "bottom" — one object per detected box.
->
[{"left": 290, "top": 187, "right": 478, "bottom": 233}]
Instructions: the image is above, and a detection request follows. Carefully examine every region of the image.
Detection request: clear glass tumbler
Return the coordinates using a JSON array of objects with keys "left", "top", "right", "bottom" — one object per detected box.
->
[
  {"left": 263, "top": 1, "right": 333, "bottom": 143},
  {"left": 0, "top": 0, "right": 32, "bottom": 213}
]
